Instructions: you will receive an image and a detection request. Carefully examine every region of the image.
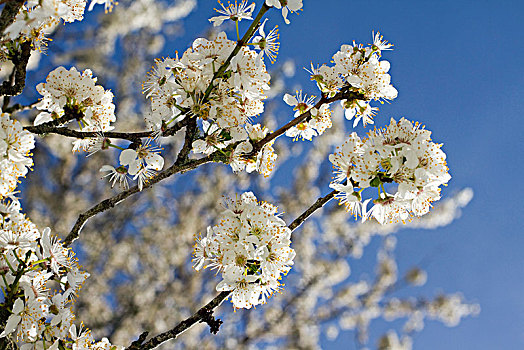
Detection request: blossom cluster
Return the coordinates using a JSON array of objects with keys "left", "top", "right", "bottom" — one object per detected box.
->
[
  {"left": 144, "top": 31, "right": 269, "bottom": 129},
  {"left": 143, "top": 30, "right": 279, "bottom": 176},
  {"left": 3, "top": 0, "right": 116, "bottom": 52},
  {"left": 309, "top": 32, "right": 398, "bottom": 127},
  {"left": 193, "top": 192, "right": 295, "bottom": 309},
  {"left": 0, "top": 196, "right": 122, "bottom": 349},
  {"left": 5, "top": 0, "right": 86, "bottom": 50},
  {"left": 35, "top": 66, "right": 116, "bottom": 152},
  {"left": 36, "top": 67, "right": 166, "bottom": 191},
  {"left": 329, "top": 117, "right": 451, "bottom": 224},
  {"left": 0, "top": 113, "right": 35, "bottom": 198}
]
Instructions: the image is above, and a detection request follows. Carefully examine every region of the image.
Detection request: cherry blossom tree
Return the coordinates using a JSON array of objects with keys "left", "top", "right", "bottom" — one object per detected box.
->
[{"left": 0, "top": 1, "right": 478, "bottom": 349}]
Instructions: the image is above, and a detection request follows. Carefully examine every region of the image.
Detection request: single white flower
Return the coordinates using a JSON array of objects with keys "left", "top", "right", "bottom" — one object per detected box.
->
[
  {"left": 372, "top": 31, "right": 393, "bottom": 54},
  {"left": 119, "top": 139, "right": 164, "bottom": 176},
  {"left": 209, "top": 0, "right": 255, "bottom": 26},
  {"left": 253, "top": 19, "right": 280, "bottom": 63}
]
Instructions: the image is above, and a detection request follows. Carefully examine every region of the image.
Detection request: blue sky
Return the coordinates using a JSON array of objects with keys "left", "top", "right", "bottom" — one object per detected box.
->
[{"left": 170, "top": 0, "right": 524, "bottom": 348}]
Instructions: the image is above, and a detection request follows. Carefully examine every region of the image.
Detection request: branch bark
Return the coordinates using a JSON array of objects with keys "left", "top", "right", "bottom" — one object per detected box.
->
[
  {"left": 62, "top": 154, "right": 213, "bottom": 247},
  {"left": 0, "top": 0, "right": 23, "bottom": 36},
  {"left": 288, "top": 189, "right": 336, "bottom": 232},
  {"left": 24, "top": 117, "right": 189, "bottom": 143},
  {"left": 125, "top": 292, "right": 230, "bottom": 350},
  {"left": 0, "top": 40, "right": 31, "bottom": 97}
]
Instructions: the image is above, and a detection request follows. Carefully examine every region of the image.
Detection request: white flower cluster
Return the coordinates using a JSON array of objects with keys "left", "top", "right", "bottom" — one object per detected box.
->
[
  {"left": 193, "top": 192, "right": 295, "bottom": 309},
  {"left": 5, "top": 0, "right": 87, "bottom": 50},
  {"left": 283, "top": 90, "right": 332, "bottom": 141},
  {"left": 144, "top": 32, "right": 269, "bottom": 128},
  {"left": 192, "top": 121, "right": 277, "bottom": 176},
  {"left": 35, "top": 66, "right": 116, "bottom": 152},
  {"left": 143, "top": 31, "right": 279, "bottom": 176},
  {"left": 228, "top": 123, "right": 277, "bottom": 176},
  {"left": 329, "top": 118, "right": 451, "bottom": 225},
  {"left": 310, "top": 32, "right": 397, "bottom": 127},
  {"left": 0, "top": 197, "right": 122, "bottom": 350},
  {"left": 0, "top": 113, "right": 35, "bottom": 198}
]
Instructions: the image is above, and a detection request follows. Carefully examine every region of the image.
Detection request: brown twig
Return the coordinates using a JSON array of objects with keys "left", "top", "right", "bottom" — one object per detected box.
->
[
  {"left": 288, "top": 189, "right": 336, "bottom": 232},
  {"left": 0, "top": 40, "right": 31, "bottom": 97},
  {"left": 0, "top": 0, "right": 24, "bottom": 36},
  {"left": 25, "top": 117, "right": 189, "bottom": 143},
  {"left": 175, "top": 117, "right": 198, "bottom": 165},
  {"left": 62, "top": 154, "right": 213, "bottom": 247},
  {"left": 125, "top": 292, "right": 231, "bottom": 350}
]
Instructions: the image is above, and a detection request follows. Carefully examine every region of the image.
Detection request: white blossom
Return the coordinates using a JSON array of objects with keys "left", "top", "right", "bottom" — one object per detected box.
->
[
  {"left": 0, "top": 113, "right": 35, "bottom": 198},
  {"left": 193, "top": 192, "right": 294, "bottom": 309},
  {"left": 330, "top": 118, "right": 451, "bottom": 224}
]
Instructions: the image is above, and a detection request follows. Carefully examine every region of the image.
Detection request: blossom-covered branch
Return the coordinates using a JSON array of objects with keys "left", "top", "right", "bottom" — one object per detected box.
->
[
  {"left": 126, "top": 188, "right": 338, "bottom": 349},
  {"left": 251, "top": 88, "right": 364, "bottom": 156}
]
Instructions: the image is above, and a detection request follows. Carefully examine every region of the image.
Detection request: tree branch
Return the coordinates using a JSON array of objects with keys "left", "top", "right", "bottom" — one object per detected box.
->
[
  {"left": 175, "top": 117, "right": 198, "bottom": 165},
  {"left": 250, "top": 89, "right": 365, "bottom": 156},
  {"left": 24, "top": 118, "right": 188, "bottom": 143},
  {"left": 0, "top": 0, "right": 23, "bottom": 36},
  {"left": 288, "top": 189, "right": 336, "bottom": 232},
  {"left": 23, "top": 105, "right": 84, "bottom": 130},
  {"left": 124, "top": 189, "right": 336, "bottom": 349},
  {"left": 24, "top": 110, "right": 190, "bottom": 144},
  {"left": 125, "top": 291, "right": 230, "bottom": 350},
  {"left": 62, "top": 154, "right": 213, "bottom": 247},
  {"left": 0, "top": 40, "right": 31, "bottom": 97}
]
